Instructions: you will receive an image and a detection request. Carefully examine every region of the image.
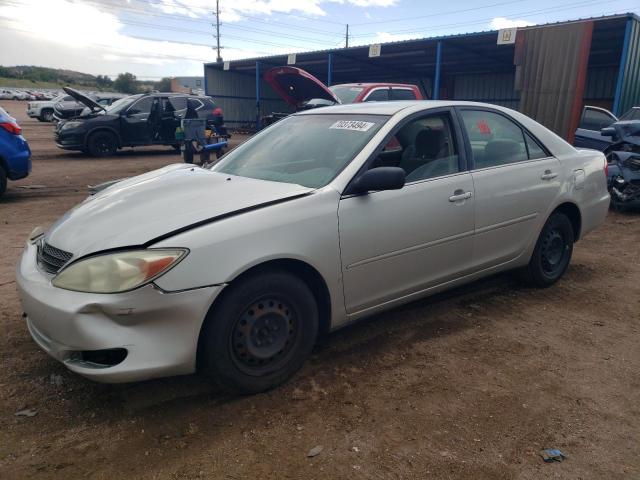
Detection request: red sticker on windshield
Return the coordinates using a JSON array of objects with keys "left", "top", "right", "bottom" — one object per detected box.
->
[{"left": 477, "top": 120, "right": 491, "bottom": 135}]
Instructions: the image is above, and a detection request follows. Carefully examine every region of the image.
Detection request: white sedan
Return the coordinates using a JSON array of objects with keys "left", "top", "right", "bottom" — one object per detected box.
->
[{"left": 16, "top": 101, "right": 610, "bottom": 394}]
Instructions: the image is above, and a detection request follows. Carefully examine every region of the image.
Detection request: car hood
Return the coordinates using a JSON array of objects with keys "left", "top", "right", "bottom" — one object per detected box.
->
[
  {"left": 44, "top": 164, "right": 313, "bottom": 258},
  {"left": 63, "top": 86, "right": 105, "bottom": 113},
  {"left": 264, "top": 66, "right": 339, "bottom": 108}
]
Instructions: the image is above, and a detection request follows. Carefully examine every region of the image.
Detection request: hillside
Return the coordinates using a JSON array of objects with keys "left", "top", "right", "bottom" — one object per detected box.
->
[{"left": 0, "top": 65, "right": 113, "bottom": 90}]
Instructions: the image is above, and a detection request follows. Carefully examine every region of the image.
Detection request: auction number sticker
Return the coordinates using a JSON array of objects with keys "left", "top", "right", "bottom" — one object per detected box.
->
[{"left": 330, "top": 120, "right": 376, "bottom": 132}]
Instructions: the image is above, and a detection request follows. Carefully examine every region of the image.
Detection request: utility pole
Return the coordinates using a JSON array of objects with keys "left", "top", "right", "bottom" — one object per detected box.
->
[
  {"left": 214, "top": 0, "right": 222, "bottom": 62},
  {"left": 345, "top": 24, "right": 349, "bottom": 48}
]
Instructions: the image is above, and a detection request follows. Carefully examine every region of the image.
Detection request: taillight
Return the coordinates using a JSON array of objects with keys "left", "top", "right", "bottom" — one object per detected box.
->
[
  {"left": 213, "top": 107, "right": 223, "bottom": 117},
  {"left": 0, "top": 122, "right": 21, "bottom": 135}
]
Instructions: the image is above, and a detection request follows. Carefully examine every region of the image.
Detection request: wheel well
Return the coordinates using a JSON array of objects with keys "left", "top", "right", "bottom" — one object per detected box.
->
[
  {"left": 230, "top": 259, "right": 332, "bottom": 336},
  {"left": 553, "top": 202, "right": 582, "bottom": 241}
]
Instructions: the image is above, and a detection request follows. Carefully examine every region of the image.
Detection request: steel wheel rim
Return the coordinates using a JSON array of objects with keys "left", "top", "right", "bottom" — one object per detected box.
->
[
  {"left": 230, "top": 297, "right": 298, "bottom": 375},
  {"left": 540, "top": 228, "right": 567, "bottom": 277},
  {"left": 97, "top": 136, "right": 114, "bottom": 154}
]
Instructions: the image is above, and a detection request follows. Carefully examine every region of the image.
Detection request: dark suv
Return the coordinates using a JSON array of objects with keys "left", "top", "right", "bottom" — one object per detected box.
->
[{"left": 54, "top": 88, "right": 223, "bottom": 157}]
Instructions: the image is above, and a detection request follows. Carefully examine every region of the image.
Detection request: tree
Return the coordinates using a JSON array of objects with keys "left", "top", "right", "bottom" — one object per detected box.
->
[
  {"left": 96, "top": 75, "right": 113, "bottom": 88},
  {"left": 113, "top": 72, "right": 139, "bottom": 94},
  {"left": 154, "top": 77, "right": 172, "bottom": 92}
]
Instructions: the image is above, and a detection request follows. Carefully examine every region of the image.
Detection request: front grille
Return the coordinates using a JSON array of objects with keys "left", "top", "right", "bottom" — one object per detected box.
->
[{"left": 37, "top": 241, "right": 73, "bottom": 274}]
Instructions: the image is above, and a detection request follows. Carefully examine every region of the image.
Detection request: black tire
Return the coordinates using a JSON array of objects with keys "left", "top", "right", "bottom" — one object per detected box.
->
[
  {"left": 87, "top": 131, "right": 118, "bottom": 157},
  {"left": 0, "top": 168, "right": 7, "bottom": 198},
  {"left": 200, "top": 270, "right": 319, "bottom": 394},
  {"left": 520, "top": 212, "right": 574, "bottom": 287},
  {"left": 40, "top": 109, "right": 54, "bottom": 122}
]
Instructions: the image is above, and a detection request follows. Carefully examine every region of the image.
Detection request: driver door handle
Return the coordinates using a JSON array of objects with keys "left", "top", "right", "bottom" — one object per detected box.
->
[
  {"left": 541, "top": 170, "right": 558, "bottom": 180},
  {"left": 449, "top": 190, "right": 473, "bottom": 202}
]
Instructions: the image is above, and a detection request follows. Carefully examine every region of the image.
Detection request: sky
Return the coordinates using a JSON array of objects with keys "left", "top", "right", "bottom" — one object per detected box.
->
[{"left": 0, "top": 0, "right": 638, "bottom": 80}]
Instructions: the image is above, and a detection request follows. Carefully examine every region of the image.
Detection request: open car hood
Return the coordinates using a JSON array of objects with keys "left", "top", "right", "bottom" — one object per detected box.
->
[
  {"left": 62, "top": 86, "right": 105, "bottom": 113},
  {"left": 264, "top": 66, "right": 339, "bottom": 108}
]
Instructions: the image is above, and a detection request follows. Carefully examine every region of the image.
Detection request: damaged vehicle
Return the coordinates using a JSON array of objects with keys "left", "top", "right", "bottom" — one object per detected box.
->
[
  {"left": 262, "top": 66, "right": 423, "bottom": 125},
  {"left": 52, "top": 89, "right": 125, "bottom": 121},
  {"left": 54, "top": 88, "right": 223, "bottom": 157},
  {"left": 601, "top": 121, "right": 640, "bottom": 210},
  {"left": 17, "top": 101, "right": 609, "bottom": 394}
]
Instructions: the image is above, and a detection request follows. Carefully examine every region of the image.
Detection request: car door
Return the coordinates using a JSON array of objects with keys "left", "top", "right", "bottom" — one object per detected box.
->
[
  {"left": 456, "top": 108, "right": 562, "bottom": 269},
  {"left": 574, "top": 106, "right": 617, "bottom": 150},
  {"left": 120, "top": 96, "right": 156, "bottom": 145},
  {"left": 338, "top": 109, "right": 475, "bottom": 315}
]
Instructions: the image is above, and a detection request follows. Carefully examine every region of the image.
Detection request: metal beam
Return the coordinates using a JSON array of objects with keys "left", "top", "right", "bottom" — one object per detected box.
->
[
  {"left": 255, "top": 61, "right": 261, "bottom": 131},
  {"left": 613, "top": 17, "right": 633, "bottom": 115},
  {"left": 433, "top": 41, "right": 442, "bottom": 100}
]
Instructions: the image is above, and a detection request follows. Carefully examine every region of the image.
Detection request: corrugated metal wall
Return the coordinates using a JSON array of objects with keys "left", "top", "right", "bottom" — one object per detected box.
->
[
  {"left": 584, "top": 67, "right": 618, "bottom": 108},
  {"left": 205, "top": 68, "right": 292, "bottom": 129},
  {"left": 616, "top": 17, "right": 640, "bottom": 114},
  {"left": 451, "top": 73, "right": 520, "bottom": 109}
]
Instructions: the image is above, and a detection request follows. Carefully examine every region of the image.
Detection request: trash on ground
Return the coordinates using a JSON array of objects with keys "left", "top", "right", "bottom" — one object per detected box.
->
[
  {"left": 14, "top": 408, "right": 37, "bottom": 417},
  {"left": 540, "top": 448, "right": 567, "bottom": 462},
  {"left": 307, "top": 445, "right": 323, "bottom": 457}
]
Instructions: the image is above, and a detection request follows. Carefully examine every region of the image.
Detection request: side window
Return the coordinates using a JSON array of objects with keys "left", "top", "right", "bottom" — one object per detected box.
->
[
  {"left": 580, "top": 108, "right": 616, "bottom": 131},
  {"left": 364, "top": 89, "right": 389, "bottom": 102},
  {"left": 459, "top": 110, "right": 530, "bottom": 168},
  {"left": 187, "top": 98, "right": 204, "bottom": 111},
  {"left": 524, "top": 131, "right": 547, "bottom": 159},
  {"left": 373, "top": 113, "right": 459, "bottom": 182},
  {"left": 127, "top": 97, "right": 154, "bottom": 115},
  {"left": 391, "top": 88, "right": 417, "bottom": 100}
]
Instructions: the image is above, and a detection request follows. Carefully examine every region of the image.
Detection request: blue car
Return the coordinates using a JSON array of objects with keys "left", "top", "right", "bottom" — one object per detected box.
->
[{"left": 0, "top": 106, "right": 31, "bottom": 197}]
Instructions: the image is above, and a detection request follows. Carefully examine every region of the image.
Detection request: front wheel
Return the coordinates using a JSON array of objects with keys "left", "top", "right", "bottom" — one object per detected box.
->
[
  {"left": 87, "top": 131, "right": 118, "bottom": 157},
  {"left": 519, "top": 212, "right": 574, "bottom": 287},
  {"left": 199, "top": 271, "right": 319, "bottom": 394},
  {"left": 41, "top": 109, "right": 54, "bottom": 122}
]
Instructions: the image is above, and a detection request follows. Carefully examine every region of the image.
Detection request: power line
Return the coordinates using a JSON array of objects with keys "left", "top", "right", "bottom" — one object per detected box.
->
[{"left": 350, "top": 0, "right": 631, "bottom": 38}]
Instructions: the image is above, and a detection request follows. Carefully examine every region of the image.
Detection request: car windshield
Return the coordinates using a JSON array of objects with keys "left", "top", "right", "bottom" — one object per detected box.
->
[
  {"left": 212, "top": 114, "right": 388, "bottom": 188},
  {"left": 329, "top": 85, "right": 364, "bottom": 104},
  {"left": 105, "top": 95, "right": 141, "bottom": 114}
]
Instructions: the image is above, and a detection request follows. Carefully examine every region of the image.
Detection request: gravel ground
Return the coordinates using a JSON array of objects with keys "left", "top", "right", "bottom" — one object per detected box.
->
[{"left": 1, "top": 100, "right": 639, "bottom": 479}]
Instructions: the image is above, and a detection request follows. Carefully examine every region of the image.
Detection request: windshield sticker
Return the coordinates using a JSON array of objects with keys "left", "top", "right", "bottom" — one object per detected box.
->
[{"left": 330, "top": 120, "right": 376, "bottom": 132}]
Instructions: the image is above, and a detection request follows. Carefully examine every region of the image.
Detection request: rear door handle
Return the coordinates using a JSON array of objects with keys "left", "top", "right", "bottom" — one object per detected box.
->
[
  {"left": 449, "top": 190, "right": 473, "bottom": 202},
  {"left": 541, "top": 170, "right": 558, "bottom": 180}
]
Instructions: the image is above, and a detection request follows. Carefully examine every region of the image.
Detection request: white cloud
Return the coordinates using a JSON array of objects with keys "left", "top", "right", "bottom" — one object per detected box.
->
[
  {"left": 489, "top": 17, "right": 534, "bottom": 29},
  {"left": 372, "top": 31, "right": 418, "bottom": 43}
]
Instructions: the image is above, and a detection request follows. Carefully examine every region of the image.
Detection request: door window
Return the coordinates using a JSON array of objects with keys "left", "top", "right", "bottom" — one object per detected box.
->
[
  {"left": 371, "top": 113, "right": 459, "bottom": 182},
  {"left": 580, "top": 107, "right": 616, "bottom": 131},
  {"left": 391, "top": 88, "right": 417, "bottom": 100},
  {"left": 364, "top": 88, "right": 389, "bottom": 102},
  {"left": 127, "top": 96, "right": 154, "bottom": 115},
  {"left": 459, "top": 109, "right": 546, "bottom": 168}
]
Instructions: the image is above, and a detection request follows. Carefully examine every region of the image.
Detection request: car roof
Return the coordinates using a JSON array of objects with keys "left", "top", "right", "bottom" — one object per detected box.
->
[{"left": 294, "top": 100, "right": 503, "bottom": 116}]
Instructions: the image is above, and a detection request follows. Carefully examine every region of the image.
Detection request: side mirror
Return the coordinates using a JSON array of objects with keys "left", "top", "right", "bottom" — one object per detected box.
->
[
  {"left": 352, "top": 167, "right": 405, "bottom": 194},
  {"left": 601, "top": 126, "right": 616, "bottom": 137}
]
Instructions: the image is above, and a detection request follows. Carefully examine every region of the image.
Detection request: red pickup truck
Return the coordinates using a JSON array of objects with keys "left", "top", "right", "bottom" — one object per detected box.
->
[{"left": 264, "top": 66, "right": 423, "bottom": 114}]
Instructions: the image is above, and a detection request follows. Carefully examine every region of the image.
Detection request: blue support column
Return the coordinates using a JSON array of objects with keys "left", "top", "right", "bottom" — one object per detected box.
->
[
  {"left": 433, "top": 40, "right": 442, "bottom": 100},
  {"left": 255, "top": 61, "right": 261, "bottom": 131},
  {"left": 613, "top": 17, "right": 633, "bottom": 116},
  {"left": 327, "top": 53, "right": 333, "bottom": 87}
]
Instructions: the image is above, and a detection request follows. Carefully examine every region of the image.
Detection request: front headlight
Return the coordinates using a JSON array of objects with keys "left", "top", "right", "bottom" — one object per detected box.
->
[
  {"left": 60, "top": 121, "right": 83, "bottom": 131},
  {"left": 52, "top": 249, "right": 187, "bottom": 293},
  {"left": 28, "top": 226, "right": 44, "bottom": 244}
]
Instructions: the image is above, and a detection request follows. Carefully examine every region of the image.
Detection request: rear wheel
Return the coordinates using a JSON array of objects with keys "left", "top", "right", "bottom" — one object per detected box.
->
[
  {"left": 0, "top": 168, "right": 7, "bottom": 198},
  {"left": 87, "top": 131, "right": 118, "bottom": 157},
  {"left": 520, "top": 212, "right": 574, "bottom": 287},
  {"left": 200, "top": 270, "right": 319, "bottom": 394}
]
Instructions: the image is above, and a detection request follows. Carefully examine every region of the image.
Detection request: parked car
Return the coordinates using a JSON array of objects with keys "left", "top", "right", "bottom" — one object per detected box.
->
[
  {"left": 27, "top": 94, "right": 75, "bottom": 122},
  {"left": 262, "top": 66, "right": 423, "bottom": 125},
  {"left": 16, "top": 101, "right": 609, "bottom": 392},
  {"left": 573, "top": 105, "right": 640, "bottom": 150},
  {"left": 0, "top": 89, "right": 17, "bottom": 100},
  {"left": 54, "top": 89, "right": 223, "bottom": 156},
  {"left": 0, "top": 106, "right": 31, "bottom": 197},
  {"left": 53, "top": 90, "right": 126, "bottom": 121},
  {"left": 600, "top": 121, "right": 640, "bottom": 210}
]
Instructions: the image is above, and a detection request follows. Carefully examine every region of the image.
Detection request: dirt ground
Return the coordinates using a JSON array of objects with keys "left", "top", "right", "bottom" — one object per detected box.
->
[{"left": 1, "top": 99, "right": 639, "bottom": 479}]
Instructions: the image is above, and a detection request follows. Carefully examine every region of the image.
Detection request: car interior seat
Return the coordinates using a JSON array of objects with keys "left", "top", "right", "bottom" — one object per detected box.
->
[
  {"left": 480, "top": 139, "right": 525, "bottom": 168},
  {"left": 399, "top": 128, "right": 448, "bottom": 175}
]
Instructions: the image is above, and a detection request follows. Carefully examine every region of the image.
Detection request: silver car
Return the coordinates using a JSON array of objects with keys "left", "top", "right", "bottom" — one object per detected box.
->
[{"left": 16, "top": 101, "right": 610, "bottom": 393}]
